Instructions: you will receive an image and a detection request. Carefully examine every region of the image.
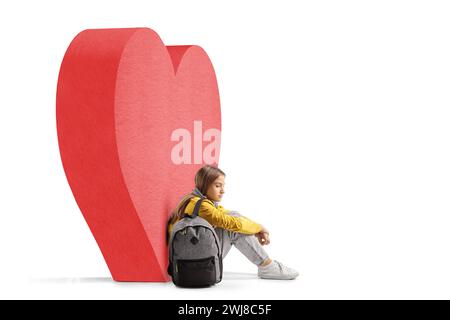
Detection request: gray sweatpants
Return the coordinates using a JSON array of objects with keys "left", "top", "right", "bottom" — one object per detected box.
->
[{"left": 214, "top": 211, "right": 270, "bottom": 266}]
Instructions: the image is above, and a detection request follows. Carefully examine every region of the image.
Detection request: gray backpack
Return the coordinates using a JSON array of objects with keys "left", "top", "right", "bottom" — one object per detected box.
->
[{"left": 167, "top": 196, "right": 223, "bottom": 287}]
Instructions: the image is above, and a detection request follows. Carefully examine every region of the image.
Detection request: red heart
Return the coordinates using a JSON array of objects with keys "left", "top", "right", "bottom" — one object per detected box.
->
[{"left": 56, "top": 28, "right": 222, "bottom": 281}]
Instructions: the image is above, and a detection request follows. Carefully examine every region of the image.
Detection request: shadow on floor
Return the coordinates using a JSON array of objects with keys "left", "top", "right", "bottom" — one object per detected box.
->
[
  {"left": 222, "top": 271, "right": 257, "bottom": 280},
  {"left": 29, "top": 272, "right": 257, "bottom": 284}
]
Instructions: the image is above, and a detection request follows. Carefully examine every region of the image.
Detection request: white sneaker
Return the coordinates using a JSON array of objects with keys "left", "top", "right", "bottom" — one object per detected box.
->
[{"left": 257, "top": 260, "right": 299, "bottom": 280}]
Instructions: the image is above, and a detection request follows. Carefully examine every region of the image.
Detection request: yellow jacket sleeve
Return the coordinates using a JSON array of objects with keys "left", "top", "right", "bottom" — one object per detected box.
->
[{"left": 197, "top": 199, "right": 262, "bottom": 235}]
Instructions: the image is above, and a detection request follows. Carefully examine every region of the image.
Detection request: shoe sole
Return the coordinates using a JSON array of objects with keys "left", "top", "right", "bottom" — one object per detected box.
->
[{"left": 258, "top": 274, "right": 299, "bottom": 280}]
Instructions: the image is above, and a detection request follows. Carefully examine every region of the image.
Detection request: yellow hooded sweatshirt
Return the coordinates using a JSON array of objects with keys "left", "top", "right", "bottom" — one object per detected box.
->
[{"left": 167, "top": 195, "right": 262, "bottom": 237}]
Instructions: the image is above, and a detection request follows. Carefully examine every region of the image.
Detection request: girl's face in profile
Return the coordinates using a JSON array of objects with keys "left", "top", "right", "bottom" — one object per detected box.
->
[{"left": 206, "top": 175, "right": 225, "bottom": 202}]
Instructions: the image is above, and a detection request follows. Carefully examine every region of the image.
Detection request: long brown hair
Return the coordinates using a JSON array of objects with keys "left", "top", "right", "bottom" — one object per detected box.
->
[{"left": 168, "top": 164, "right": 226, "bottom": 225}]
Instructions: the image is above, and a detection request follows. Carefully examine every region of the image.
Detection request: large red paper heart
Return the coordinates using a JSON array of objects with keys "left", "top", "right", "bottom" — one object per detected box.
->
[{"left": 56, "top": 28, "right": 221, "bottom": 281}]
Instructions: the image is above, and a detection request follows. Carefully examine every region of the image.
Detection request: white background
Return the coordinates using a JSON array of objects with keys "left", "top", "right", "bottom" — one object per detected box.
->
[{"left": 1, "top": 0, "right": 450, "bottom": 299}]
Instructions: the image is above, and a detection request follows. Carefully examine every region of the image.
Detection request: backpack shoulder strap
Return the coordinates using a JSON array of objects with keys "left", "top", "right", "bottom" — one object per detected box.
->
[{"left": 184, "top": 196, "right": 206, "bottom": 219}]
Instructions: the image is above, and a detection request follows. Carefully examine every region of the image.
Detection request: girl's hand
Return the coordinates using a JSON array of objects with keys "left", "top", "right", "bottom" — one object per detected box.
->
[
  {"left": 256, "top": 225, "right": 271, "bottom": 245},
  {"left": 256, "top": 232, "right": 270, "bottom": 245}
]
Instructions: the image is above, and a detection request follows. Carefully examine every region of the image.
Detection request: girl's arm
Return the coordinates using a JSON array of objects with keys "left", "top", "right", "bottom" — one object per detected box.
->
[{"left": 199, "top": 201, "right": 262, "bottom": 234}]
